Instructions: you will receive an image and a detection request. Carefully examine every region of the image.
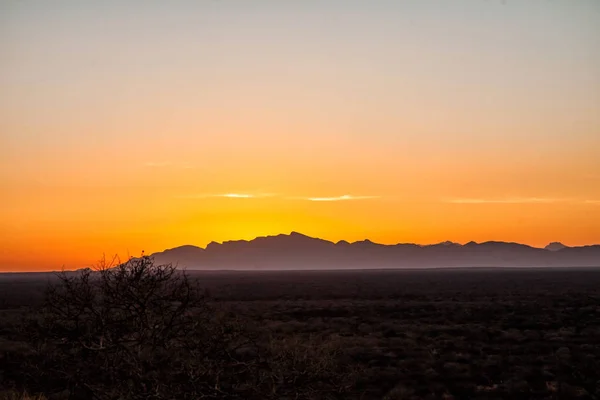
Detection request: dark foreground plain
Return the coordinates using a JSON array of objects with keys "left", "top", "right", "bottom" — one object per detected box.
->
[{"left": 1, "top": 268, "right": 600, "bottom": 399}]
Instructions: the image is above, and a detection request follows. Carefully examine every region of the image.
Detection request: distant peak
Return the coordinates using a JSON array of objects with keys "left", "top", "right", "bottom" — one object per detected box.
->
[
  {"left": 353, "top": 239, "right": 379, "bottom": 247},
  {"left": 545, "top": 242, "right": 568, "bottom": 251},
  {"left": 438, "top": 241, "right": 459, "bottom": 246},
  {"left": 289, "top": 231, "right": 309, "bottom": 238},
  {"left": 205, "top": 241, "right": 222, "bottom": 250},
  {"left": 164, "top": 244, "right": 202, "bottom": 251},
  {"left": 283, "top": 232, "right": 321, "bottom": 241}
]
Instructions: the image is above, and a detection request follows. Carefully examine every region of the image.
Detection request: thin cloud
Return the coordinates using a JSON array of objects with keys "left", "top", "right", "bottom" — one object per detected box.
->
[
  {"left": 302, "top": 195, "right": 380, "bottom": 202},
  {"left": 446, "top": 197, "right": 569, "bottom": 204},
  {"left": 222, "top": 193, "right": 254, "bottom": 198},
  {"left": 584, "top": 200, "right": 600, "bottom": 205}
]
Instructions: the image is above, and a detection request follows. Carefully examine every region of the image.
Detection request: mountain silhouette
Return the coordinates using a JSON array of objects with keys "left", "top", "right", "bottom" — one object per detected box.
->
[{"left": 149, "top": 232, "right": 600, "bottom": 270}]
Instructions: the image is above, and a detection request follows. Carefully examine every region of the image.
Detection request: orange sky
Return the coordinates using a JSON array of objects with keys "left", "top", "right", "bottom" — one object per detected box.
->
[{"left": 1, "top": 1, "right": 600, "bottom": 271}]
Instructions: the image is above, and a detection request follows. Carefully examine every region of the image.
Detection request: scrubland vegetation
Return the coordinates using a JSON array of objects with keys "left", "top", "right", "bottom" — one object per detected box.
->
[{"left": 1, "top": 259, "right": 600, "bottom": 399}]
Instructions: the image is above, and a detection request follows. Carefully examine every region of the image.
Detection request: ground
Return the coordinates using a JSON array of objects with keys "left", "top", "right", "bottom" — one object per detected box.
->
[{"left": 1, "top": 268, "right": 600, "bottom": 399}]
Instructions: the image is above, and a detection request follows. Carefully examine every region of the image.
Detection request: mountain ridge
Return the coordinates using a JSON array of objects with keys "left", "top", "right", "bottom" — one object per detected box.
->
[{"left": 150, "top": 232, "right": 600, "bottom": 270}]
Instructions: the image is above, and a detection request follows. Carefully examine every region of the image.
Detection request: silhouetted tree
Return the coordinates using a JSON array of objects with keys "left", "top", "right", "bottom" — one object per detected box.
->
[
  {"left": 19, "top": 256, "right": 357, "bottom": 400},
  {"left": 21, "top": 256, "right": 253, "bottom": 399}
]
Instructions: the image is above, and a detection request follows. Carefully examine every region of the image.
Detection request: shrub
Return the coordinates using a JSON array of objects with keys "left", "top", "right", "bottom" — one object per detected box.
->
[
  {"left": 0, "top": 391, "right": 47, "bottom": 400},
  {"left": 21, "top": 256, "right": 250, "bottom": 399},
  {"left": 17, "top": 256, "right": 356, "bottom": 400}
]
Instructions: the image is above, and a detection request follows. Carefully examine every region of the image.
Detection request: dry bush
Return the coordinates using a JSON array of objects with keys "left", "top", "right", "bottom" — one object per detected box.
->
[
  {"left": 16, "top": 256, "right": 357, "bottom": 400},
  {"left": 0, "top": 391, "right": 47, "bottom": 400},
  {"left": 18, "top": 256, "right": 253, "bottom": 399},
  {"left": 258, "top": 335, "right": 360, "bottom": 399}
]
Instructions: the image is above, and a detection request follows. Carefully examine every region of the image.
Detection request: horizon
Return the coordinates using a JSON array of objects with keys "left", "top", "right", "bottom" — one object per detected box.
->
[
  {"left": 2, "top": 1, "right": 600, "bottom": 271},
  {"left": 3, "top": 231, "right": 599, "bottom": 273},
  {"left": 163, "top": 231, "right": 590, "bottom": 249}
]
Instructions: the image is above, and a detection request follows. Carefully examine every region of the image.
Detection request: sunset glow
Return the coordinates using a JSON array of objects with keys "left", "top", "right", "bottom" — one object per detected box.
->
[{"left": 1, "top": 1, "right": 599, "bottom": 271}]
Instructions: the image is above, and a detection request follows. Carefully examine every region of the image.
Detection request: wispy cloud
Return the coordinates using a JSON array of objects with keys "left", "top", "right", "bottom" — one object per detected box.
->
[
  {"left": 584, "top": 200, "right": 600, "bottom": 205},
  {"left": 221, "top": 193, "right": 276, "bottom": 199},
  {"left": 178, "top": 193, "right": 380, "bottom": 202},
  {"left": 445, "top": 197, "right": 591, "bottom": 205},
  {"left": 222, "top": 193, "right": 254, "bottom": 198},
  {"left": 300, "top": 195, "right": 380, "bottom": 202}
]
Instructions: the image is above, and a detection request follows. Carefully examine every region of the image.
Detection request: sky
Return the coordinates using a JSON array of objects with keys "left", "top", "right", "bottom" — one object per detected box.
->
[{"left": 1, "top": 0, "right": 600, "bottom": 271}]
